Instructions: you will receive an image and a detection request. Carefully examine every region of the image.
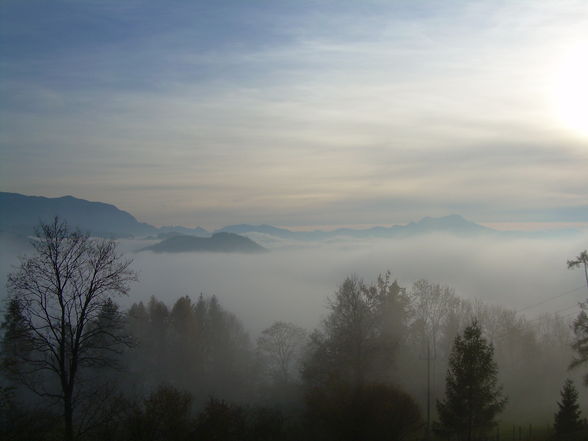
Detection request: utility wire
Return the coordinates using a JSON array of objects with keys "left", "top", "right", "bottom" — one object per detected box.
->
[
  {"left": 527, "top": 304, "right": 580, "bottom": 324},
  {"left": 516, "top": 286, "right": 584, "bottom": 314},
  {"left": 491, "top": 287, "right": 586, "bottom": 342}
]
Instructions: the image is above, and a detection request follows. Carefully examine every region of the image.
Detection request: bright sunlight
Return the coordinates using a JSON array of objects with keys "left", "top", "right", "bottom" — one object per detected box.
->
[{"left": 553, "top": 41, "right": 588, "bottom": 137}]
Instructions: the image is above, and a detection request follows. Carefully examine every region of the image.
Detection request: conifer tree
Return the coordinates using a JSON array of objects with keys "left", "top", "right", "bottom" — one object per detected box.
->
[
  {"left": 434, "top": 320, "right": 506, "bottom": 441},
  {"left": 554, "top": 379, "right": 583, "bottom": 435}
]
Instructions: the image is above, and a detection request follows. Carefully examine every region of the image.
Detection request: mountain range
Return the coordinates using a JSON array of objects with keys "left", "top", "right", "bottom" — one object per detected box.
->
[
  {"left": 215, "top": 214, "right": 493, "bottom": 240},
  {"left": 1, "top": 192, "right": 582, "bottom": 241},
  {"left": 0, "top": 192, "right": 206, "bottom": 238}
]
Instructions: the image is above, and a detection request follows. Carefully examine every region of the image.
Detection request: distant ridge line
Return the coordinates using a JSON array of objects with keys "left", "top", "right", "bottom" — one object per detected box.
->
[{"left": 1, "top": 192, "right": 583, "bottom": 240}]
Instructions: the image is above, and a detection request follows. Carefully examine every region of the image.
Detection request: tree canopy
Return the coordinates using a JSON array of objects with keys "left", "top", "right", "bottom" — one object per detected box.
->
[
  {"left": 554, "top": 379, "right": 583, "bottom": 435},
  {"left": 434, "top": 320, "right": 506, "bottom": 441}
]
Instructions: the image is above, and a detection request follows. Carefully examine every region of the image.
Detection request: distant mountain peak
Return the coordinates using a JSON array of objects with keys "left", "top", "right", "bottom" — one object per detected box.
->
[
  {"left": 3, "top": 192, "right": 497, "bottom": 242},
  {"left": 213, "top": 215, "right": 493, "bottom": 241}
]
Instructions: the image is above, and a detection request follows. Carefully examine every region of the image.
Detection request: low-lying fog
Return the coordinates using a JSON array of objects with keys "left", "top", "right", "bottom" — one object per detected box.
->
[{"left": 6, "top": 232, "right": 585, "bottom": 336}]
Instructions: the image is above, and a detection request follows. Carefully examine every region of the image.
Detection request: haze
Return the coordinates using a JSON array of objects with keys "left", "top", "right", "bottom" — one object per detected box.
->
[
  {"left": 1, "top": 0, "right": 587, "bottom": 230},
  {"left": 3, "top": 232, "right": 586, "bottom": 335},
  {"left": 1, "top": 1, "right": 588, "bottom": 439}
]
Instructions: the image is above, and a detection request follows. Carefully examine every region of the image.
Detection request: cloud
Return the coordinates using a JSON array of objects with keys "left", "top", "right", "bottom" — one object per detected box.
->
[
  {"left": 109, "top": 232, "right": 588, "bottom": 335},
  {"left": 1, "top": 0, "right": 587, "bottom": 227}
]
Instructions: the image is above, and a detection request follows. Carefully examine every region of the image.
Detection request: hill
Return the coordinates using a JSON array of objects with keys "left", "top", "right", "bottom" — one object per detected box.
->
[{"left": 140, "top": 232, "right": 266, "bottom": 254}]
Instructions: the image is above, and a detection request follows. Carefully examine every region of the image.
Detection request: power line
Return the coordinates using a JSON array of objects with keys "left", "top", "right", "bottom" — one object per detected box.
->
[
  {"left": 528, "top": 304, "right": 581, "bottom": 324},
  {"left": 516, "top": 286, "right": 585, "bottom": 314},
  {"left": 492, "top": 289, "right": 586, "bottom": 342}
]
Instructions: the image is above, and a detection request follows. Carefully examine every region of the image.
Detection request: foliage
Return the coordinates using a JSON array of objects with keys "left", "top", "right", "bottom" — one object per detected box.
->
[
  {"left": 194, "top": 398, "right": 285, "bottom": 441},
  {"left": 305, "top": 382, "right": 422, "bottom": 441},
  {"left": 194, "top": 398, "right": 247, "bottom": 441},
  {"left": 434, "top": 321, "right": 506, "bottom": 441},
  {"left": 126, "top": 294, "right": 254, "bottom": 402},
  {"left": 554, "top": 379, "right": 583, "bottom": 436},
  {"left": 302, "top": 273, "right": 421, "bottom": 441},
  {"left": 303, "top": 273, "right": 411, "bottom": 388},
  {"left": 126, "top": 385, "right": 193, "bottom": 441},
  {"left": 0, "top": 387, "right": 62, "bottom": 441}
]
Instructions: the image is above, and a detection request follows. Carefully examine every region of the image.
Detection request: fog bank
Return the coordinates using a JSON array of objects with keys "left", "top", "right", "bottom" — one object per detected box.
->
[{"left": 115, "top": 232, "right": 588, "bottom": 335}]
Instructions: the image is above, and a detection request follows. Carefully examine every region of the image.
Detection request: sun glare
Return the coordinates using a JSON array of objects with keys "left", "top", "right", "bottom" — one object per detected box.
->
[{"left": 553, "top": 41, "right": 588, "bottom": 137}]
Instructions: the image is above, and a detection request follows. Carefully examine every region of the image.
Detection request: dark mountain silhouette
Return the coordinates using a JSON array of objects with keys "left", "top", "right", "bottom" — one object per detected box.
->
[
  {"left": 3, "top": 192, "right": 580, "bottom": 242},
  {"left": 141, "top": 233, "right": 265, "bottom": 254},
  {"left": 0, "top": 192, "right": 209, "bottom": 238},
  {"left": 0, "top": 192, "right": 157, "bottom": 237}
]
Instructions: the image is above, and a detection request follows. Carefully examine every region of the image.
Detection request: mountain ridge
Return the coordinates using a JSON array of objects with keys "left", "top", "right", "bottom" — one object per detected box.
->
[
  {"left": 1, "top": 192, "right": 582, "bottom": 240},
  {"left": 0, "top": 192, "right": 207, "bottom": 238},
  {"left": 215, "top": 214, "right": 493, "bottom": 240}
]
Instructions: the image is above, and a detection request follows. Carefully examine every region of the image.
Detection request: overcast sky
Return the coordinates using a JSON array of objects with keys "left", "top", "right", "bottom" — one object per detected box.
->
[{"left": 1, "top": 0, "right": 587, "bottom": 229}]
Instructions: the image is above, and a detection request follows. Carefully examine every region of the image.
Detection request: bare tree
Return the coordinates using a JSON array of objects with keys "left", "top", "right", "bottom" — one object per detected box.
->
[
  {"left": 410, "top": 280, "right": 458, "bottom": 360},
  {"left": 257, "top": 321, "right": 307, "bottom": 384},
  {"left": 568, "top": 250, "right": 588, "bottom": 290},
  {"left": 1, "top": 218, "right": 136, "bottom": 441}
]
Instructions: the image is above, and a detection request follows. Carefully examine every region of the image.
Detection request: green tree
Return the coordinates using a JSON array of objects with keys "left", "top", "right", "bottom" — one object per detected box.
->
[
  {"left": 434, "top": 320, "right": 506, "bottom": 441},
  {"left": 303, "top": 273, "right": 410, "bottom": 389},
  {"left": 304, "top": 382, "right": 422, "bottom": 441},
  {"left": 554, "top": 379, "right": 583, "bottom": 436},
  {"left": 302, "top": 274, "right": 418, "bottom": 441},
  {"left": 1, "top": 218, "right": 136, "bottom": 441}
]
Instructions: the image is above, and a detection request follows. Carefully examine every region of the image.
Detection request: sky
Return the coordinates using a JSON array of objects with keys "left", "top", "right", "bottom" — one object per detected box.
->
[{"left": 1, "top": 0, "right": 587, "bottom": 230}]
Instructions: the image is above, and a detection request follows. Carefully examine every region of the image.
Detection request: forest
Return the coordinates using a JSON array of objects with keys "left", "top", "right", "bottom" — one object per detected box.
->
[{"left": 1, "top": 220, "right": 587, "bottom": 441}]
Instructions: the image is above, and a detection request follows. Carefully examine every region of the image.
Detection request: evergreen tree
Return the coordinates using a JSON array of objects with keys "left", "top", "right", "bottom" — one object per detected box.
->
[
  {"left": 434, "top": 320, "right": 506, "bottom": 441},
  {"left": 554, "top": 379, "right": 583, "bottom": 435}
]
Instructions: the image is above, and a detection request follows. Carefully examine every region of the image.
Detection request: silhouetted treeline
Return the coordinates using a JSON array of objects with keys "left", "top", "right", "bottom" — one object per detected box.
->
[
  {"left": 2, "top": 273, "right": 587, "bottom": 440},
  {"left": 125, "top": 294, "right": 255, "bottom": 404}
]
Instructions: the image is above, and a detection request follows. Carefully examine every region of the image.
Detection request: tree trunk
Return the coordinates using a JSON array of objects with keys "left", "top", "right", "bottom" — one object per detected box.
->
[{"left": 64, "top": 391, "right": 74, "bottom": 441}]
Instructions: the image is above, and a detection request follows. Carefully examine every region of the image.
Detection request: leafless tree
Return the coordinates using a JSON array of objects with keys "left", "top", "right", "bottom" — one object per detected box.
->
[
  {"left": 568, "top": 250, "right": 588, "bottom": 291},
  {"left": 257, "top": 321, "right": 307, "bottom": 384},
  {"left": 2, "top": 218, "right": 136, "bottom": 441},
  {"left": 410, "top": 280, "right": 458, "bottom": 359}
]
